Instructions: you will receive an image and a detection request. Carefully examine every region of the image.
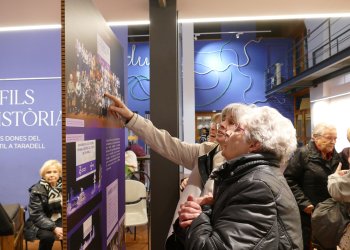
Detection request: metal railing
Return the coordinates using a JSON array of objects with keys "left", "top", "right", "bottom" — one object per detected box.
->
[{"left": 265, "top": 18, "right": 350, "bottom": 91}]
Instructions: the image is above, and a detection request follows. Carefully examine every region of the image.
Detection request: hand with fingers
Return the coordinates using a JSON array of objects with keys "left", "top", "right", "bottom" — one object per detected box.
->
[
  {"left": 104, "top": 92, "right": 134, "bottom": 122},
  {"left": 178, "top": 194, "right": 214, "bottom": 228},
  {"left": 54, "top": 226, "right": 63, "bottom": 240},
  {"left": 335, "top": 162, "right": 348, "bottom": 176}
]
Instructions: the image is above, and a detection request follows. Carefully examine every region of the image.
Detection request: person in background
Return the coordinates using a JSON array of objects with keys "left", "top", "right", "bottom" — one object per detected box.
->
[
  {"left": 284, "top": 123, "right": 347, "bottom": 250},
  {"left": 328, "top": 162, "right": 350, "bottom": 250},
  {"left": 180, "top": 113, "right": 222, "bottom": 191},
  {"left": 340, "top": 127, "right": 350, "bottom": 166},
  {"left": 199, "top": 127, "right": 209, "bottom": 143},
  {"left": 208, "top": 113, "right": 222, "bottom": 143},
  {"left": 177, "top": 105, "right": 302, "bottom": 249},
  {"left": 26, "top": 160, "right": 63, "bottom": 250},
  {"left": 104, "top": 93, "right": 253, "bottom": 246},
  {"left": 328, "top": 162, "right": 350, "bottom": 202},
  {"left": 125, "top": 150, "right": 138, "bottom": 179}
]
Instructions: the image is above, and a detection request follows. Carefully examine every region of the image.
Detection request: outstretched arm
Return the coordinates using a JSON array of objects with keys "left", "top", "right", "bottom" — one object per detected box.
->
[{"left": 104, "top": 92, "right": 216, "bottom": 170}]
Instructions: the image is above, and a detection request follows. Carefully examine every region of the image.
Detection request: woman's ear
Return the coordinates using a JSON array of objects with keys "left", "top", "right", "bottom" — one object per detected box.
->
[{"left": 249, "top": 141, "right": 261, "bottom": 153}]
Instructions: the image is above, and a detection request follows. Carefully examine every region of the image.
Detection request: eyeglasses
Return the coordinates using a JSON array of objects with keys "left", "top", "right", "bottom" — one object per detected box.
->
[
  {"left": 316, "top": 134, "right": 337, "bottom": 142},
  {"left": 227, "top": 123, "right": 245, "bottom": 132}
]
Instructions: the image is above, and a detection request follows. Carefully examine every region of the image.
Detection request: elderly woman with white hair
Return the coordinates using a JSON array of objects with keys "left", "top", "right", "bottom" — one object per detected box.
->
[
  {"left": 177, "top": 105, "right": 303, "bottom": 249},
  {"left": 284, "top": 122, "right": 347, "bottom": 250},
  {"left": 25, "top": 160, "right": 63, "bottom": 250},
  {"left": 104, "top": 93, "right": 253, "bottom": 245}
]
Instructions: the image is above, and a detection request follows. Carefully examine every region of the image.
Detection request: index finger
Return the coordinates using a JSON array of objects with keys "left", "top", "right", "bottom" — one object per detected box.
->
[
  {"left": 104, "top": 92, "right": 116, "bottom": 101},
  {"left": 336, "top": 162, "right": 342, "bottom": 173}
]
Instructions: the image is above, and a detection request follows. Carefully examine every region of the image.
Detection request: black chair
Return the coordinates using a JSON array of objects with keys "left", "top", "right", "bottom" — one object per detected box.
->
[{"left": 0, "top": 203, "right": 24, "bottom": 250}]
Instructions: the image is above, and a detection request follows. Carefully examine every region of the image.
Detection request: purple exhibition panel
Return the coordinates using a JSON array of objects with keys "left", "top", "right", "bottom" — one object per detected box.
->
[
  {"left": 0, "top": 79, "right": 62, "bottom": 205},
  {"left": 65, "top": 0, "right": 125, "bottom": 249}
]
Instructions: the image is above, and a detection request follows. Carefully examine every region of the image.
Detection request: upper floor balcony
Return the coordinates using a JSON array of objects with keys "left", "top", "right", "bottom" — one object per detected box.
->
[{"left": 265, "top": 18, "right": 350, "bottom": 96}]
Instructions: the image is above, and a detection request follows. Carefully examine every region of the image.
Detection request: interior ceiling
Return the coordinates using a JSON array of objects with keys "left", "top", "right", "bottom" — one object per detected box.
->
[
  {"left": 128, "top": 19, "right": 307, "bottom": 42},
  {"left": 1, "top": 0, "right": 350, "bottom": 27}
]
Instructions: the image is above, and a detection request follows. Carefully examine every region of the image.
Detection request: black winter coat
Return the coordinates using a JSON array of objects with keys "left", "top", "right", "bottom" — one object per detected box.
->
[
  {"left": 284, "top": 140, "right": 345, "bottom": 210},
  {"left": 27, "top": 181, "right": 61, "bottom": 231},
  {"left": 185, "top": 153, "right": 303, "bottom": 250}
]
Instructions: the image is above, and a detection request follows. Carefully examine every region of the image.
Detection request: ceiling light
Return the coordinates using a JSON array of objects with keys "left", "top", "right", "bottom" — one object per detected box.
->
[
  {"left": 108, "top": 20, "right": 150, "bottom": 26},
  {"left": 0, "top": 24, "right": 61, "bottom": 32},
  {"left": 178, "top": 13, "right": 350, "bottom": 23}
]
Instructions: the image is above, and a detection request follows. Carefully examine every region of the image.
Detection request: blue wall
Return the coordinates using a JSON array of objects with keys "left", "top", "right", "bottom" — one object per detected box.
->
[
  {"left": 127, "top": 37, "right": 294, "bottom": 121},
  {"left": 127, "top": 43, "right": 150, "bottom": 117}
]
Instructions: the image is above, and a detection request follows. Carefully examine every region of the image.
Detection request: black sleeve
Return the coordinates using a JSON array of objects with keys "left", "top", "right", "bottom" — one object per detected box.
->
[
  {"left": 284, "top": 149, "right": 311, "bottom": 210},
  {"left": 28, "top": 190, "right": 55, "bottom": 231}
]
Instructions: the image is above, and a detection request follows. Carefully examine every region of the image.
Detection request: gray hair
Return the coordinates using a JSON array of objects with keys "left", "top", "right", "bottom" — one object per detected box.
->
[
  {"left": 238, "top": 106, "right": 297, "bottom": 166},
  {"left": 211, "top": 113, "right": 222, "bottom": 123},
  {"left": 312, "top": 123, "right": 337, "bottom": 138},
  {"left": 221, "top": 103, "right": 256, "bottom": 123},
  {"left": 39, "top": 159, "right": 62, "bottom": 178}
]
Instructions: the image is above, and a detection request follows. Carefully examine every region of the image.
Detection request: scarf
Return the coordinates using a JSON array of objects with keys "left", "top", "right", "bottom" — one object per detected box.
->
[{"left": 40, "top": 178, "right": 62, "bottom": 221}]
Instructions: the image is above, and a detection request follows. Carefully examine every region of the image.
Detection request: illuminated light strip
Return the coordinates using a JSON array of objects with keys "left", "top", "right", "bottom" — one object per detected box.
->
[
  {"left": 0, "top": 24, "right": 61, "bottom": 32},
  {"left": 0, "top": 77, "right": 61, "bottom": 81},
  {"left": 178, "top": 13, "right": 350, "bottom": 23},
  {"left": 310, "top": 91, "right": 350, "bottom": 103},
  {"left": 108, "top": 20, "right": 150, "bottom": 26},
  {"left": 1, "top": 13, "right": 350, "bottom": 31}
]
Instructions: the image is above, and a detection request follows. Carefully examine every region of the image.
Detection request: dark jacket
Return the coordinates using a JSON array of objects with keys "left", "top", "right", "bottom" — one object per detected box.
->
[
  {"left": 27, "top": 181, "right": 61, "bottom": 231},
  {"left": 197, "top": 145, "right": 219, "bottom": 188},
  {"left": 284, "top": 140, "right": 345, "bottom": 210},
  {"left": 184, "top": 153, "right": 303, "bottom": 250}
]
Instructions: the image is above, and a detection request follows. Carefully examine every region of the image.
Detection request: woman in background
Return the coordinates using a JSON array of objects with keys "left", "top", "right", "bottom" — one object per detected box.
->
[
  {"left": 26, "top": 160, "right": 63, "bottom": 250},
  {"left": 208, "top": 113, "right": 222, "bottom": 143}
]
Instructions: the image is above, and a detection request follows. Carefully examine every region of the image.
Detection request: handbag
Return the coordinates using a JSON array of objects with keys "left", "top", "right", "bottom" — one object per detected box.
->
[{"left": 311, "top": 198, "right": 350, "bottom": 249}]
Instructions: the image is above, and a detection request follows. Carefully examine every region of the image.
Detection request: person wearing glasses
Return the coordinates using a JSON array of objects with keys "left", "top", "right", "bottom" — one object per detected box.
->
[
  {"left": 284, "top": 123, "right": 348, "bottom": 250},
  {"left": 104, "top": 93, "right": 254, "bottom": 247},
  {"left": 176, "top": 105, "right": 302, "bottom": 249}
]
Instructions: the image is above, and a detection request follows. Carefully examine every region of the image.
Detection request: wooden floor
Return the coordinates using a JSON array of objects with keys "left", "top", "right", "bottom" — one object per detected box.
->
[
  {"left": 24, "top": 239, "right": 63, "bottom": 250},
  {"left": 24, "top": 225, "right": 149, "bottom": 250},
  {"left": 125, "top": 225, "right": 149, "bottom": 250}
]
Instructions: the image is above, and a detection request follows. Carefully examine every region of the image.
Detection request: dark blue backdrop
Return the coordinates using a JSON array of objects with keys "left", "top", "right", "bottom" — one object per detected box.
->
[{"left": 127, "top": 37, "right": 294, "bottom": 121}]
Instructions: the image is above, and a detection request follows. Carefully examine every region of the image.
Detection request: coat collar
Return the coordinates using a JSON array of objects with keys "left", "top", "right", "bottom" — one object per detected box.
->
[{"left": 210, "top": 153, "right": 280, "bottom": 182}]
